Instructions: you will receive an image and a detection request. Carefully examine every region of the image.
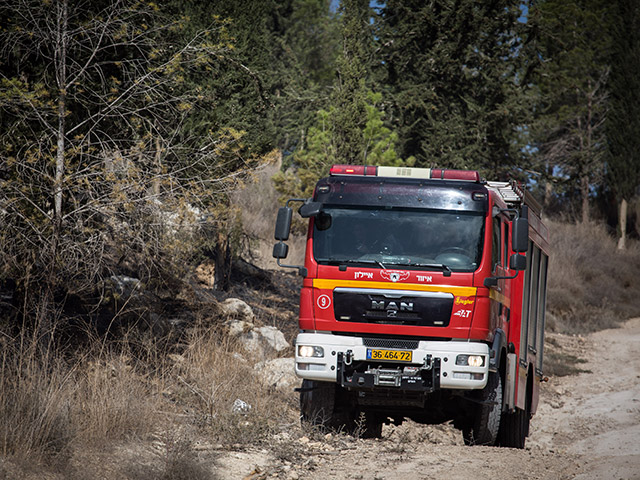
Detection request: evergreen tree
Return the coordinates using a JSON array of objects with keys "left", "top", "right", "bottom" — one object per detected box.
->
[
  {"left": 332, "top": 0, "right": 374, "bottom": 163},
  {"left": 375, "top": 0, "right": 533, "bottom": 179},
  {"left": 274, "top": 90, "right": 405, "bottom": 200},
  {"left": 274, "top": 0, "right": 407, "bottom": 200},
  {"left": 606, "top": 0, "right": 640, "bottom": 249},
  {"left": 162, "top": 0, "right": 338, "bottom": 157},
  {"left": 273, "top": 0, "right": 340, "bottom": 154},
  {"left": 529, "top": 0, "right": 612, "bottom": 221}
]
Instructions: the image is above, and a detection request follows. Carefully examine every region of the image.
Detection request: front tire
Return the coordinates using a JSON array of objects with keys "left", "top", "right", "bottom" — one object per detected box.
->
[
  {"left": 299, "top": 379, "right": 355, "bottom": 432},
  {"left": 463, "top": 372, "right": 502, "bottom": 446}
]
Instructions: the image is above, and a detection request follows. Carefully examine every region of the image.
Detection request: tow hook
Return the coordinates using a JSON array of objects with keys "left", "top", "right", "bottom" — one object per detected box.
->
[
  {"left": 344, "top": 349, "right": 353, "bottom": 366},
  {"left": 423, "top": 354, "right": 433, "bottom": 371}
]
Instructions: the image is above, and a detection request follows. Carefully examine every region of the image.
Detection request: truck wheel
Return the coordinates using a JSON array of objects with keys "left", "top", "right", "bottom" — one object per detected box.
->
[
  {"left": 497, "top": 382, "right": 530, "bottom": 448},
  {"left": 462, "top": 372, "right": 502, "bottom": 446},
  {"left": 299, "top": 380, "right": 355, "bottom": 432}
]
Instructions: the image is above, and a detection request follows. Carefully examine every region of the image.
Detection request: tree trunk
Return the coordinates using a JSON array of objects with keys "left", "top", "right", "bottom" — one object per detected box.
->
[
  {"left": 618, "top": 198, "right": 628, "bottom": 250},
  {"left": 214, "top": 232, "right": 232, "bottom": 291},
  {"left": 54, "top": 0, "right": 68, "bottom": 230},
  {"left": 581, "top": 174, "right": 590, "bottom": 223}
]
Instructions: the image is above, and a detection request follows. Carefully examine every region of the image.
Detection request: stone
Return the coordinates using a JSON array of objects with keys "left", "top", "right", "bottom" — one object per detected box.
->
[
  {"left": 254, "top": 357, "right": 297, "bottom": 391},
  {"left": 220, "top": 298, "right": 255, "bottom": 323}
]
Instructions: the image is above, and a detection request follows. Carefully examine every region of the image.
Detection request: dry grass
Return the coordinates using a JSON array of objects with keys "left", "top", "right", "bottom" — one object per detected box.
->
[
  {"left": 166, "top": 327, "right": 296, "bottom": 444},
  {"left": 0, "top": 336, "right": 161, "bottom": 469},
  {"left": 3, "top": 216, "right": 640, "bottom": 476},
  {"left": 0, "top": 342, "right": 75, "bottom": 465},
  {"left": 0, "top": 320, "right": 296, "bottom": 478},
  {"left": 546, "top": 219, "right": 640, "bottom": 334},
  {"left": 544, "top": 218, "right": 640, "bottom": 376}
]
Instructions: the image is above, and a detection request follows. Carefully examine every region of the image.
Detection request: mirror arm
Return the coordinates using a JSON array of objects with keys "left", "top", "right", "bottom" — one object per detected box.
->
[
  {"left": 286, "top": 198, "right": 307, "bottom": 208},
  {"left": 276, "top": 258, "right": 308, "bottom": 277},
  {"left": 484, "top": 271, "right": 520, "bottom": 288},
  {"left": 273, "top": 198, "right": 312, "bottom": 277}
]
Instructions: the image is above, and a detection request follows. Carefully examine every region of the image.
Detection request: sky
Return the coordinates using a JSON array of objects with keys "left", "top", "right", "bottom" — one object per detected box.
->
[{"left": 330, "top": 1, "right": 528, "bottom": 22}]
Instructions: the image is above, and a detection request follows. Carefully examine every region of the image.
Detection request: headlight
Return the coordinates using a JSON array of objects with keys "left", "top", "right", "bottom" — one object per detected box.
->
[
  {"left": 455, "top": 354, "right": 484, "bottom": 367},
  {"left": 298, "top": 345, "right": 324, "bottom": 358}
]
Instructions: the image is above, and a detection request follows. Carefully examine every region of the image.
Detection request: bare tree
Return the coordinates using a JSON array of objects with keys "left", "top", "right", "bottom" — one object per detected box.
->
[{"left": 0, "top": 0, "right": 262, "bottom": 336}]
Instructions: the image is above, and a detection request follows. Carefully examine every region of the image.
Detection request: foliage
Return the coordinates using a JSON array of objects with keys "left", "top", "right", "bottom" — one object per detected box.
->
[
  {"left": 274, "top": 0, "right": 409, "bottom": 202},
  {"left": 374, "top": 0, "right": 534, "bottom": 179},
  {"left": 165, "top": 0, "right": 339, "bottom": 158},
  {"left": 529, "top": 0, "right": 613, "bottom": 221},
  {"left": 273, "top": 90, "right": 407, "bottom": 200},
  {"left": 0, "top": 0, "right": 264, "bottom": 332},
  {"left": 605, "top": 0, "right": 640, "bottom": 203},
  {"left": 331, "top": 0, "right": 375, "bottom": 164}
]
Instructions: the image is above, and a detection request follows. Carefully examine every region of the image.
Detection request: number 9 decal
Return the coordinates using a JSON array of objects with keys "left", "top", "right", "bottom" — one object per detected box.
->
[{"left": 317, "top": 294, "right": 331, "bottom": 310}]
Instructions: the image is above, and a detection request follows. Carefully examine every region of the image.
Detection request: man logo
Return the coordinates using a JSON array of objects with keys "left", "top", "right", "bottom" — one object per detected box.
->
[
  {"left": 380, "top": 270, "right": 410, "bottom": 283},
  {"left": 371, "top": 300, "right": 414, "bottom": 312}
]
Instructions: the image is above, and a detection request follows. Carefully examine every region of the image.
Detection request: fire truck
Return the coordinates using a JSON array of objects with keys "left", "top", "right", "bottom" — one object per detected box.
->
[{"left": 273, "top": 165, "right": 549, "bottom": 448}]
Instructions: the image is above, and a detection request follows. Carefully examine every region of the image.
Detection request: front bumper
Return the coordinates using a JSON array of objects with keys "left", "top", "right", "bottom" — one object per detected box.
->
[{"left": 295, "top": 332, "right": 489, "bottom": 390}]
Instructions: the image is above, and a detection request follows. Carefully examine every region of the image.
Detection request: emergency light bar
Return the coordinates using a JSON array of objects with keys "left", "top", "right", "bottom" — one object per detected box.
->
[{"left": 329, "top": 165, "right": 480, "bottom": 182}]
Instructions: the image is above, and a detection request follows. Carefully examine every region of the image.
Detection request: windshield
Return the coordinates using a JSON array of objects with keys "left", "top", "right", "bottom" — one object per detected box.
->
[{"left": 313, "top": 207, "right": 485, "bottom": 272}]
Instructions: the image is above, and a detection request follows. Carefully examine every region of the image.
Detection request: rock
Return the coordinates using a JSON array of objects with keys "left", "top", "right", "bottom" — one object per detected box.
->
[
  {"left": 227, "top": 319, "right": 254, "bottom": 337},
  {"left": 254, "top": 357, "right": 297, "bottom": 391},
  {"left": 254, "top": 326, "right": 289, "bottom": 352},
  {"left": 220, "top": 298, "right": 255, "bottom": 323},
  {"left": 109, "top": 275, "right": 141, "bottom": 299},
  {"left": 221, "top": 298, "right": 289, "bottom": 358},
  {"left": 231, "top": 398, "right": 251, "bottom": 414},
  {"left": 236, "top": 326, "right": 290, "bottom": 358}
]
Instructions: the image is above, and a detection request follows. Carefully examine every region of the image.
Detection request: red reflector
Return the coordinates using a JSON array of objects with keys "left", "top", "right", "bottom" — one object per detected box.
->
[
  {"left": 430, "top": 169, "right": 480, "bottom": 182},
  {"left": 330, "top": 165, "right": 378, "bottom": 176}
]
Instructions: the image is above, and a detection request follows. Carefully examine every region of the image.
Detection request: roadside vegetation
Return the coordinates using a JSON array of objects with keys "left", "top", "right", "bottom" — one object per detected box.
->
[
  {"left": 3, "top": 181, "right": 640, "bottom": 478},
  {"left": 2, "top": 0, "right": 640, "bottom": 478}
]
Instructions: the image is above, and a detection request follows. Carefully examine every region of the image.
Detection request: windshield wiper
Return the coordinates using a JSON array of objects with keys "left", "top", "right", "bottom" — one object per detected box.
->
[
  {"left": 324, "top": 259, "right": 387, "bottom": 269},
  {"left": 388, "top": 262, "right": 452, "bottom": 277}
]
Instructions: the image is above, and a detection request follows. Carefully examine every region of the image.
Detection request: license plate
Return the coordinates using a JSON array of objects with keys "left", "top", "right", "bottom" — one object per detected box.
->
[{"left": 366, "top": 348, "right": 413, "bottom": 362}]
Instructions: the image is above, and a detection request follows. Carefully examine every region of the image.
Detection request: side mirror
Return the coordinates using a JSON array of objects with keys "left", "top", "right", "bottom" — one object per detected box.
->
[
  {"left": 274, "top": 207, "right": 292, "bottom": 241},
  {"left": 484, "top": 277, "right": 498, "bottom": 288},
  {"left": 512, "top": 207, "right": 529, "bottom": 253},
  {"left": 509, "top": 253, "right": 526, "bottom": 271},
  {"left": 299, "top": 202, "right": 322, "bottom": 218},
  {"left": 272, "top": 241, "right": 289, "bottom": 259},
  {"left": 273, "top": 200, "right": 308, "bottom": 277}
]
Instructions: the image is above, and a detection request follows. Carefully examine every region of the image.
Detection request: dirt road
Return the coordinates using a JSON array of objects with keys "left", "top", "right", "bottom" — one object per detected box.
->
[{"left": 219, "top": 318, "right": 640, "bottom": 480}]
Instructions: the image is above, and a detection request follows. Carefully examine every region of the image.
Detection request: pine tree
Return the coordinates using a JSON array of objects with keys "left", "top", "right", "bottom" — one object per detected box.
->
[
  {"left": 332, "top": 0, "right": 374, "bottom": 163},
  {"left": 375, "top": 0, "right": 533, "bottom": 179},
  {"left": 606, "top": 0, "right": 640, "bottom": 249},
  {"left": 529, "top": 0, "right": 612, "bottom": 221},
  {"left": 273, "top": 91, "right": 405, "bottom": 200},
  {"left": 274, "top": 0, "right": 407, "bottom": 200}
]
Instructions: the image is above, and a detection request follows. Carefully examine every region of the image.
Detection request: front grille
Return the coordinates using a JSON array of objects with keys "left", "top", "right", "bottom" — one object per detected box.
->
[
  {"left": 333, "top": 287, "right": 454, "bottom": 327},
  {"left": 363, "top": 338, "right": 420, "bottom": 349}
]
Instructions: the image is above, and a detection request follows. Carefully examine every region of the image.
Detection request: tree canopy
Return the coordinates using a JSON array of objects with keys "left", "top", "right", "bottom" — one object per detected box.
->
[{"left": 2, "top": 0, "right": 640, "bottom": 328}]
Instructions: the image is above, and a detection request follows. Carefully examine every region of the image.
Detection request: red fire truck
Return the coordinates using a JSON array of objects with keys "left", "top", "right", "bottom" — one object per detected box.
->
[{"left": 273, "top": 165, "right": 549, "bottom": 448}]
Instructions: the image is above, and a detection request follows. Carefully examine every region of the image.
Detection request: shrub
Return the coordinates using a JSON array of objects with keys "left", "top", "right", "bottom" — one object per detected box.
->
[{"left": 546, "top": 219, "right": 640, "bottom": 333}]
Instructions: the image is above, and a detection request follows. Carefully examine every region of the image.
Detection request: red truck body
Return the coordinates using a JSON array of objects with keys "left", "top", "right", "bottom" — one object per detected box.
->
[{"left": 274, "top": 165, "right": 549, "bottom": 447}]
